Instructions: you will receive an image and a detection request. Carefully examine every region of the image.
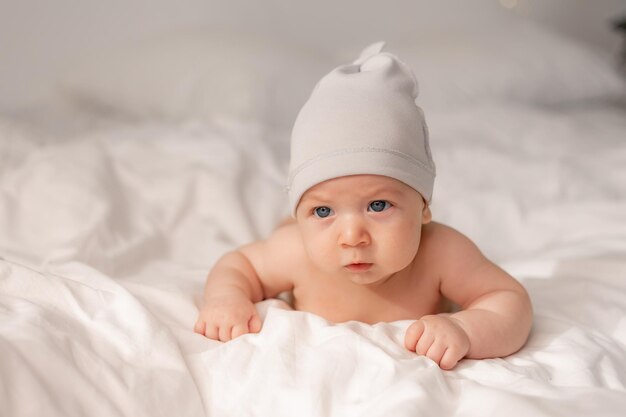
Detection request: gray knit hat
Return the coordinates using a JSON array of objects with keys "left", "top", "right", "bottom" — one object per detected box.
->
[{"left": 287, "top": 41, "right": 435, "bottom": 216}]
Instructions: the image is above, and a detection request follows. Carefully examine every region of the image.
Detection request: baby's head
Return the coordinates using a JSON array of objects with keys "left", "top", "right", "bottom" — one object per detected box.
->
[{"left": 287, "top": 41, "right": 436, "bottom": 217}]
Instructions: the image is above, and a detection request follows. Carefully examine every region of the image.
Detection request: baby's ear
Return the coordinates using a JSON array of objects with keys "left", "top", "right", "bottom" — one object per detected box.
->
[{"left": 422, "top": 204, "right": 432, "bottom": 224}]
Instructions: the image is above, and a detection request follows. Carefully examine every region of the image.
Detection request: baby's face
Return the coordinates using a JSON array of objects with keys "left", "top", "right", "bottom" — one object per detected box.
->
[{"left": 295, "top": 175, "right": 431, "bottom": 286}]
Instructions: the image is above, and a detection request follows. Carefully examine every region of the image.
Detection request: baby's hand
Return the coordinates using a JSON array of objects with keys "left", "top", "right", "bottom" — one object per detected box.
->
[
  {"left": 194, "top": 294, "right": 262, "bottom": 342},
  {"left": 404, "top": 315, "right": 470, "bottom": 370}
]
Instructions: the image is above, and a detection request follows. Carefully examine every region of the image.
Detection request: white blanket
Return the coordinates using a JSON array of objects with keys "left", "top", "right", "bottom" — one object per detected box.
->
[{"left": 1, "top": 103, "right": 626, "bottom": 416}]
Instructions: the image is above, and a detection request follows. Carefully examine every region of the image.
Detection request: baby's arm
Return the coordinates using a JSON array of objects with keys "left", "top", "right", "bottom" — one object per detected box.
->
[
  {"left": 194, "top": 225, "right": 297, "bottom": 342},
  {"left": 405, "top": 225, "right": 532, "bottom": 369}
]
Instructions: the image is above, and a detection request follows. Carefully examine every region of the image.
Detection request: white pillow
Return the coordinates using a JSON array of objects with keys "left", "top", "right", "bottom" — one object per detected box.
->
[
  {"left": 62, "top": 22, "right": 625, "bottom": 126},
  {"left": 354, "top": 22, "right": 626, "bottom": 110},
  {"left": 61, "top": 29, "right": 335, "bottom": 127}
]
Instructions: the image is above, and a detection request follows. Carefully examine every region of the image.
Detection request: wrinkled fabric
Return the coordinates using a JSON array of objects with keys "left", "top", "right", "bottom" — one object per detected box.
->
[{"left": 1, "top": 102, "right": 626, "bottom": 416}]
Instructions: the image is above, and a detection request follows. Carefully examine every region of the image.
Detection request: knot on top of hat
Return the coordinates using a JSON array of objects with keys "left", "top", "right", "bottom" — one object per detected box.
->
[
  {"left": 352, "top": 41, "right": 419, "bottom": 99},
  {"left": 353, "top": 41, "right": 386, "bottom": 64}
]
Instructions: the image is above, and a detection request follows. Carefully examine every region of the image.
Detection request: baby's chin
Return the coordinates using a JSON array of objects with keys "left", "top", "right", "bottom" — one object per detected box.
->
[
  {"left": 346, "top": 260, "right": 415, "bottom": 286},
  {"left": 349, "top": 275, "right": 385, "bottom": 286},
  {"left": 345, "top": 269, "right": 396, "bottom": 286}
]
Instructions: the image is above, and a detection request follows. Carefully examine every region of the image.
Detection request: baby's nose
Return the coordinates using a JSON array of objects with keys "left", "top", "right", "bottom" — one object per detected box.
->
[{"left": 338, "top": 216, "right": 371, "bottom": 248}]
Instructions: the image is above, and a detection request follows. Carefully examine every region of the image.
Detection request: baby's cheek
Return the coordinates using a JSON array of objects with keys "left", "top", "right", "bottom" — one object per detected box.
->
[
  {"left": 384, "top": 234, "right": 420, "bottom": 269},
  {"left": 304, "top": 238, "right": 338, "bottom": 272}
]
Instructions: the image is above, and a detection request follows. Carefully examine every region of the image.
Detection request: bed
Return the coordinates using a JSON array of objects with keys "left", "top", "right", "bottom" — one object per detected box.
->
[{"left": 1, "top": 10, "right": 626, "bottom": 417}]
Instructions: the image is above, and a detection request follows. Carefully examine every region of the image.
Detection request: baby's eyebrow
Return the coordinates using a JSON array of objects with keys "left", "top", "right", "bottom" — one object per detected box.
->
[
  {"left": 365, "top": 187, "right": 403, "bottom": 198},
  {"left": 301, "top": 184, "right": 405, "bottom": 204},
  {"left": 300, "top": 192, "right": 332, "bottom": 205}
]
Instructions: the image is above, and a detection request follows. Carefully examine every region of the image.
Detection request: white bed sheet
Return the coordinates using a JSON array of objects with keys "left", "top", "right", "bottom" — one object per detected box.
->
[{"left": 1, "top": 101, "right": 626, "bottom": 416}]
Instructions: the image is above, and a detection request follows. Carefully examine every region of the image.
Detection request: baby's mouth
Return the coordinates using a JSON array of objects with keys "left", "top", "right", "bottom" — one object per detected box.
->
[{"left": 344, "top": 263, "right": 373, "bottom": 272}]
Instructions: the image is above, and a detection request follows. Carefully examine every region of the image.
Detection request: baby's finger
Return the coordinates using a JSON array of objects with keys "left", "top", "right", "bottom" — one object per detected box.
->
[
  {"left": 205, "top": 324, "right": 219, "bottom": 341},
  {"left": 231, "top": 323, "right": 249, "bottom": 340},
  {"left": 248, "top": 313, "right": 262, "bottom": 334},
  {"left": 218, "top": 325, "right": 233, "bottom": 342},
  {"left": 426, "top": 341, "right": 447, "bottom": 366},
  {"left": 404, "top": 320, "right": 425, "bottom": 351},
  {"left": 440, "top": 348, "right": 461, "bottom": 370},
  {"left": 193, "top": 319, "right": 206, "bottom": 335},
  {"left": 415, "top": 331, "right": 435, "bottom": 356}
]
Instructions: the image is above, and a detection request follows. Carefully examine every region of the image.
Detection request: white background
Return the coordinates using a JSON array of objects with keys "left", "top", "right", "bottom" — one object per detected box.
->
[{"left": 0, "top": 0, "right": 624, "bottom": 111}]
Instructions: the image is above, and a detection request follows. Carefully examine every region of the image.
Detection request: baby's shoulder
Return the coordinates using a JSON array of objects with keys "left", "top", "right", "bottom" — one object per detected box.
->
[
  {"left": 422, "top": 221, "right": 468, "bottom": 245},
  {"left": 255, "top": 221, "right": 308, "bottom": 264},
  {"left": 239, "top": 221, "right": 308, "bottom": 294},
  {"left": 418, "top": 222, "right": 484, "bottom": 267},
  {"left": 268, "top": 221, "right": 303, "bottom": 246}
]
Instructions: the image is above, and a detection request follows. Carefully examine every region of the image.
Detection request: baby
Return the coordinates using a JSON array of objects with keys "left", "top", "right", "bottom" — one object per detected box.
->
[{"left": 194, "top": 42, "right": 532, "bottom": 370}]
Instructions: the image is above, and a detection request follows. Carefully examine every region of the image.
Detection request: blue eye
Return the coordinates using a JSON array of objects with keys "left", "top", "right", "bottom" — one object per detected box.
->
[
  {"left": 314, "top": 206, "right": 333, "bottom": 218},
  {"left": 368, "top": 200, "right": 391, "bottom": 212}
]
